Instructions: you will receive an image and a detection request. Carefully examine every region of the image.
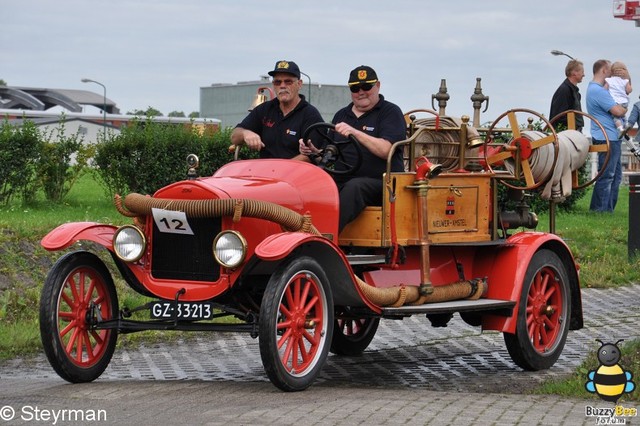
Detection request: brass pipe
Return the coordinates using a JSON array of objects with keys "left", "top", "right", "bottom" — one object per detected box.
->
[
  {"left": 470, "top": 77, "right": 489, "bottom": 128},
  {"left": 455, "top": 115, "right": 470, "bottom": 172},
  {"left": 431, "top": 79, "right": 449, "bottom": 116},
  {"left": 414, "top": 178, "right": 433, "bottom": 295}
]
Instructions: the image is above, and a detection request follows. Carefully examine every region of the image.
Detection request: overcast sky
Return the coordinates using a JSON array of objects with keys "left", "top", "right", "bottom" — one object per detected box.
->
[{"left": 3, "top": 0, "right": 639, "bottom": 125}]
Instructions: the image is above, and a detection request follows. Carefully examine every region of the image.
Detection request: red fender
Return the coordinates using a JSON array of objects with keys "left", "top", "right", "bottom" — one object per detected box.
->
[
  {"left": 255, "top": 232, "right": 380, "bottom": 312},
  {"left": 41, "top": 222, "right": 118, "bottom": 251},
  {"left": 255, "top": 232, "right": 336, "bottom": 261},
  {"left": 480, "top": 232, "right": 578, "bottom": 334}
]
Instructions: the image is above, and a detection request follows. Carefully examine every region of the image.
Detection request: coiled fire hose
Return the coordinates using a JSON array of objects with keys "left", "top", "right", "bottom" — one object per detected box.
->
[
  {"left": 356, "top": 277, "right": 487, "bottom": 308},
  {"left": 412, "top": 116, "right": 482, "bottom": 171}
]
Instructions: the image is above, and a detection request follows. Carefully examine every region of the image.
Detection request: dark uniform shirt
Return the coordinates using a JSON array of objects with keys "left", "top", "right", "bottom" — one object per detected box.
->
[
  {"left": 331, "top": 95, "right": 406, "bottom": 178},
  {"left": 236, "top": 95, "right": 323, "bottom": 159},
  {"left": 550, "top": 78, "right": 584, "bottom": 131}
]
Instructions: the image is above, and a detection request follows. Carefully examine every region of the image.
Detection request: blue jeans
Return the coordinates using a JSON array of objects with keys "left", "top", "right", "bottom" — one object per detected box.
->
[{"left": 590, "top": 139, "right": 622, "bottom": 212}]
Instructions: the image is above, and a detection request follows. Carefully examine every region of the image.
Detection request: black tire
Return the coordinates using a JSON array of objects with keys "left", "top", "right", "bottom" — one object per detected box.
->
[
  {"left": 504, "top": 249, "right": 570, "bottom": 370},
  {"left": 39, "top": 251, "right": 119, "bottom": 383},
  {"left": 259, "top": 256, "right": 333, "bottom": 392},
  {"left": 330, "top": 317, "right": 379, "bottom": 356}
]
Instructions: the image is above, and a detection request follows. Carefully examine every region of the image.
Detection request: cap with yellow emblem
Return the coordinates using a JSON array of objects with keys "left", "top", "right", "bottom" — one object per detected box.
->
[
  {"left": 267, "top": 60, "right": 301, "bottom": 79},
  {"left": 348, "top": 65, "right": 378, "bottom": 86}
]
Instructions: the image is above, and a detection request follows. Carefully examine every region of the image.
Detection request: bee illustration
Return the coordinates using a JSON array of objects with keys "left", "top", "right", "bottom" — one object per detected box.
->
[{"left": 585, "top": 339, "right": 636, "bottom": 403}]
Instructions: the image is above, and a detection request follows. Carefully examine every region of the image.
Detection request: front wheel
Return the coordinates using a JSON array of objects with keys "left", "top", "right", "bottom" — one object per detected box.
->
[
  {"left": 39, "top": 251, "right": 119, "bottom": 383},
  {"left": 259, "top": 256, "right": 333, "bottom": 392},
  {"left": 504, "top": 249, "right": 570, "bottom": 370}
]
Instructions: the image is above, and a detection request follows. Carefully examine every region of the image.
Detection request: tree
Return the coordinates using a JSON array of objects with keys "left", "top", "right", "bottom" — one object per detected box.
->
[
  {"left": 168, "top": 111, "right": 186, "bottom": 118},
  {"left": 189, "top": 111, "right": 200, "bottom": 118},
  {"left": 0, "top": 79, "right": 6, "bottom": 86},
  {"left": 127, "top": 107, "right": 163, "bottom": 117}
]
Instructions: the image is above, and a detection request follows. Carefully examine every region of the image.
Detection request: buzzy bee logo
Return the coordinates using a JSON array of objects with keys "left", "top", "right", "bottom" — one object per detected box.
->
[
  {"left": 586, "top": 340, "right": 635, "bottom": 403},
  {"left": 584, "top": 339, "right": 637, "bottom": 424}
]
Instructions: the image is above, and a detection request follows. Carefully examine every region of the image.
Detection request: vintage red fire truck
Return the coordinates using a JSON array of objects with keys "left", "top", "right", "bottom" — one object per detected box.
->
[{"left": 39, "top": 108, "right": 608, "bottom": 391}]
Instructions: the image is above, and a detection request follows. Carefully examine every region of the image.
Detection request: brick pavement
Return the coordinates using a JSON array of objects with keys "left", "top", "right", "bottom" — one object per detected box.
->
[{"left": 0, "top": 284, "right": 638, "bottom": 425}]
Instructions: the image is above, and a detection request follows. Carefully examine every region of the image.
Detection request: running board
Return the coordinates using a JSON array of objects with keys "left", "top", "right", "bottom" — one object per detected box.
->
[
  {"left": 346, "top": 254, "right": 387, "bottom": 265},
  {"left": 380, "top": 299, "right": 516, "bottom": 317}
]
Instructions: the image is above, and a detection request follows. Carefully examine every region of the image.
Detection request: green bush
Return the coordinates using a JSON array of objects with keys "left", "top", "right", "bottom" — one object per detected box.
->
[
  {"left": 0, "top": 119, "right": 43, "bottom": 205},
  {"left": 38, "top": 119, "right": 94, "bottom": 203},
  {"left": 93, "top": 119, "right": 251, "bottom": 197}
]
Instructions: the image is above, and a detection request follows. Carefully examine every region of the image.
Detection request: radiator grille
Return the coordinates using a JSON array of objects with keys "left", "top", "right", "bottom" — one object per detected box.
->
[{"left": 151, "top": 217, "right": 221, "bottom": 282}]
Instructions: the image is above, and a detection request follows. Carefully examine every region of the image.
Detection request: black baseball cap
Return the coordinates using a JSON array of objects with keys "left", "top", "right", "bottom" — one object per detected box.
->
[
  {"left": 267, "top": 60, "right": 301, "bottom": 79},
  {"left": 348, "top": 65, "right": 378, "bottom": 86}
]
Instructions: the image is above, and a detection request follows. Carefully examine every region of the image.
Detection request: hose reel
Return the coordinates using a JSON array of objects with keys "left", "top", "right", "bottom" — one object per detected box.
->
[
  {"left": 548, "top": 109, "right": 611, "bottom": 190},
  {"left": 483, "top": 108, "right": 559, "bottom": 190},
  {"left": 406, "top": 113, "right": 483, "bottom": 172}
]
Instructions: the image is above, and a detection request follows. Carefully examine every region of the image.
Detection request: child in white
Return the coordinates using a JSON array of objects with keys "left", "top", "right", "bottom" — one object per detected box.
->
[{"left": 605, "top": 61, "right": 632, "bottom": 136}]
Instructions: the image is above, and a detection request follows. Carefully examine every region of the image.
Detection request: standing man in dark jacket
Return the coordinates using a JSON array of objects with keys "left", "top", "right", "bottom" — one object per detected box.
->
[
  {"left": 550, "top": 59, "right": 585, "bottom": 131},
  {"left": 231, "top": 60, "right": 323, "bottom": 160}
]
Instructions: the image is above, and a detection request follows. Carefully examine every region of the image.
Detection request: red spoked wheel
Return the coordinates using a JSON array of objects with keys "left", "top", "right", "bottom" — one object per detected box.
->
[
  {"left": 504, "top": 249, "right": 570, "bottom": 370},
  {"left": 39, "top": 251, "right": 118, "bottom": 383},
  {"left": 330, "top": 317, "right": 379, "bottom": 356},
  {"left": 259, "top": 256, "right": 333, "bottom": 391}
]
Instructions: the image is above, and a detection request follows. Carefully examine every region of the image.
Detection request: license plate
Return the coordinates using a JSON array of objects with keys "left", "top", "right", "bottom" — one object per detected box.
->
[{"left": 150, "top": 301, "right": 214, "bottom": 320}]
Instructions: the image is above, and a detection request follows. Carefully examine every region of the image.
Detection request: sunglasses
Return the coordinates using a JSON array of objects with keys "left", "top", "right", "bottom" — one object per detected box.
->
[
  {"left": 272, "top": 78, "right": 297, "bottom": 86},
  {"left": 349, "top": 83, "right": 375, "bottom": 93}
]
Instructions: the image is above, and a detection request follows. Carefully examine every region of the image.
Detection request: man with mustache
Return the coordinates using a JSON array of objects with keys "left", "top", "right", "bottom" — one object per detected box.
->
[{"left": 231, "top": 60, "right": 323, "bottom": 159}]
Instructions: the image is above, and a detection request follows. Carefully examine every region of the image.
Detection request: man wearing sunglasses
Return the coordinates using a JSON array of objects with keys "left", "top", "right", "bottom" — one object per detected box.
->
[
  {"left": 301, "top": 65, "right": 405, "bottom": 231},
  {"left": 231, "top": 60, "right": 323, "bottom": 159}
]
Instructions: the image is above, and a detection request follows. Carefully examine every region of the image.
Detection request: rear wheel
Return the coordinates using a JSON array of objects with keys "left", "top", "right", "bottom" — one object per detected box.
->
[
  {"left": 39, "top": 251, "right": 119, "bottom": 382},
  {"left": 259, "top": 256, "right": 333, "bottom": 391},
  {"left": 504, "top": 249, "right": 570, "bottom": 370},
  {"left": 330, "top": 317, "right": 379, "bottom": 356}
]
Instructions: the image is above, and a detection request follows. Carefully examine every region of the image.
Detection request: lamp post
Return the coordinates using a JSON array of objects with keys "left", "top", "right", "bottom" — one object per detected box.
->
[
  {"left": 550, "top": 50, "right": 575, "bottom": 60},
  {"left": 299, "top": 71, "right": 312, "bottom": 103},
  {"left": 81, "top": 78, "right": 107, "bottom": 137}
]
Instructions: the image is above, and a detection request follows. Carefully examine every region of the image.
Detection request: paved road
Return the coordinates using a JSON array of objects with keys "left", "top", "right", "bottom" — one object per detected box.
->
[{"left": 1, "top": 285, "right": 639, "bottom": 425}]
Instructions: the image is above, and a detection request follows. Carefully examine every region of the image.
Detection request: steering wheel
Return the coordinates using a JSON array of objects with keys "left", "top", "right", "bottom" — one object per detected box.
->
[
  {"left": 302, "top": 122, "right": 363, "bottom": 176},
  {"left": 548, "top": 110, "right": 610, "bottom": 189}
]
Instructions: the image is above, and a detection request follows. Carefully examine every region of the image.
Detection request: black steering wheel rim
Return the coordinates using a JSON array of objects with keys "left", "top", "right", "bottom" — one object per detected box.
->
[{"left": 302, "top": 122, "right": 363, "bottom": 176}]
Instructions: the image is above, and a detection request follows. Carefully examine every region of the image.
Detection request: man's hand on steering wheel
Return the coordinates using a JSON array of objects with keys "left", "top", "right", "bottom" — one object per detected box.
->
[
  {"left": 301, "top": 122, "right": 363, "bottom": 176},
  {"left": 334, "top": 122, "right": 359, "bottom": 139},
  {"left": 298, "top": 139, "right": 322, "bottom": 157}
]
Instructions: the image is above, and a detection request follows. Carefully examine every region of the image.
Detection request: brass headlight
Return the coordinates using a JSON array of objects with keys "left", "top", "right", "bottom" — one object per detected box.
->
[
  {"left": 113, "top": 225, "right": 146, "bottom": 262},
  {"left": 213, "top": 231, "right": 247, "bottom": 268}
]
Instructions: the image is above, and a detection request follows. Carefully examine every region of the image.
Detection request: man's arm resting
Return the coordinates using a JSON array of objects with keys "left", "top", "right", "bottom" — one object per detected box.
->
[
  {"left": 231, "top": 127, "right": 264, "bottom": 150},
  {"left": 231, "top": 127, "right": 246, "bottom": 146}
]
